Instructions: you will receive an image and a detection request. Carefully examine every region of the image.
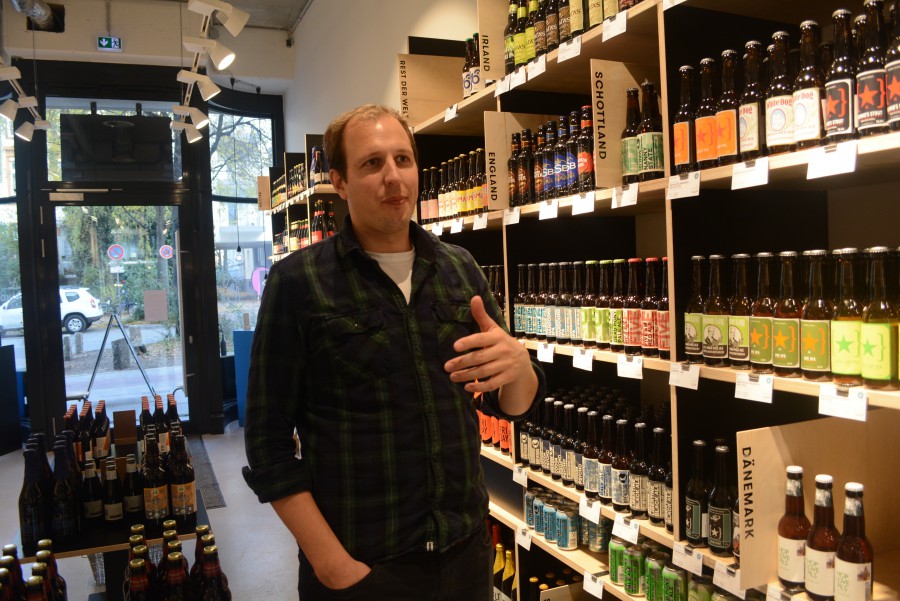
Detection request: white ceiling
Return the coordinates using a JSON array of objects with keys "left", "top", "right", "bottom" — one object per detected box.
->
[{"left": 217, "top": 0, "right": 314, "bottom": 31}]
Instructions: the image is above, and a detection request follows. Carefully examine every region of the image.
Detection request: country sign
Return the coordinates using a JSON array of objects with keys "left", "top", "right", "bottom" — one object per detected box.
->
[
  {"left": 159, "top": 245, "right": 174, "bottom": 260},
  {"left": 108, "top": 244, "right": 125, "bottom": 261}
]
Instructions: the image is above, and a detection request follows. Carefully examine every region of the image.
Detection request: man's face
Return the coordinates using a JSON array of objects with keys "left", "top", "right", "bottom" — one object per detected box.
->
[{"left": 331, "top": 115, "right": 418, "bottom": 247}]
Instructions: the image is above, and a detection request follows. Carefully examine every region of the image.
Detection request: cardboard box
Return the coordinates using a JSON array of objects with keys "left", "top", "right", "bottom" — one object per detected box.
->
[{"left": 113, "top": 409, "right": 138, "bottom": 459}]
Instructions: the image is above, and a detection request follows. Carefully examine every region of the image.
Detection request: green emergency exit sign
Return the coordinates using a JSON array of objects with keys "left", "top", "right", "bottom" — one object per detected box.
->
[{"left": 97, "top": 36, "right": 123, "bottom": 52}]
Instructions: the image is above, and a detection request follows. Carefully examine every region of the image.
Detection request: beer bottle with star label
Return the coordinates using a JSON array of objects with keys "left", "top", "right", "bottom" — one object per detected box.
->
[
  {"left": 778, "top": 466, "right": 811, "bottom": 589},
  {"left": 702, "top": 255, "right": 730, "bottom": 367},
  {"left": 773, "top": 251, "right": 802, "bottom": 377},
  {"left": 861, "top": 246, "right": 899, "bottom": 389},
  {"left": 740, "top": 41, "right": 767, "bottom": 161},
  {"left": 717, "top": 50, "right": 740, "bottom": 165},
  {"left": 767, "top": 31, "right": 795, "bottom": 154},
  {"left": 751, "top": 252, "right": 776, "bottom": 373},
  {"left": 857, "top": 0, "right": 889, "bottom": 135},
  {"left": 685, "top": 440, "right": 710, "bottom": 547},
  {"left": 831, "top": 248, "right": 864, "bottom": 386},
  {"left": 886, "top": 1, "right": 900, "bottom": 129},
  {"left": 729, "top": 254, "right": 752, "bottom": 369},
  {"left": 708, "top": 445, "right": 734, "bottom": 557},
  {"left": 695, "top": 58, "right": 719, "bottom": 169},
  {"left": 685, "top": 256, "right": 706, "bottom": 363},
  {"left": 827, "top": 10, "right": 858, "bottom": 142},
  {"left": 673, "top": 65, "right": 696, "bottom": 174},
  {"left": 793, "top": 21, "right": 825, "bottom": 148},
  {"left": 801, "top": 250, "right": 833, "bottom": 381}
]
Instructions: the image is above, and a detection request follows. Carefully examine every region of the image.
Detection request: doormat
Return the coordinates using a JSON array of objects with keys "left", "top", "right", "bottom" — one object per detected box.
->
[{"left": 187, "top": 435, "right": 226, "bottom": 509}]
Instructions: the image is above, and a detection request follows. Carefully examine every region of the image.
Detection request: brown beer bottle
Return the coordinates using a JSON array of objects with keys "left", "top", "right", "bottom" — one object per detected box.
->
[
  {"left": 638, "top": 81, "right": 665, "bottom": 181},
  {"left": 684, "top": 256, "right": 706, "bottom": 363},
  {"left": 598, "top": 414, "right": 614, "bottom": 505},
  {"left": 729, "top": 254, "right": 752, "bottom": 369},
  {"left": 740, "top": 41, "right": 767, "bottom": 161},
  {"left": 609, "top": 260, "right": 626, "bottom": 353},
  {"left": 751, "top": 252, "right": 776, "bottom": 373},
  {"left": 773, "top": 252, "right": 802, "bottom": 377},
  {"left": 127, "top": 558, "right": 152, "bottom": 601},
  {"left": 673, "top": 65, "right": 696, "bottom": 174},
  {"left": 583, "top": 261, "right": 599, "bottom": 348},
  {"left": 557, "top": 262, "right": 573, "bottom": 345},
  {"left": 766, "top": 31, "right": 795, "bottom": 154},
  {"left": 197, "top": 546, "right": 231, "bottom": 601},
  {"left": 826, "top": 10, "right": 858, "bottom": 142},
  {"left": 621, "top": 88, "right": 641, "bottom": 184},
  {"left": 857, "top": 0, "right": 889, "bottom": 136},
  {"left": 717, "top": 50, "right": 740, "bottom": 165},
  {"left": 163, "top": 552, "right": 195, "bottom": 601},
  {"left": 708, "top": 445, "right": 734, "bottom": 557},
  {"left": 805, "top": 475, "right": 840, "bottom": 601},
  {"left": 801, "top": 250, "right": 833, "bottom": 381},
  {"left": 597, "top": 260, "right": 612, "bottom": 350},
  {"left": 831, "top": 248, "right": 864, "bottom": 386},
  {"left": 611, "top": 419, "right": 631, "bottom": 513},
  {"left": 658, "top": 257, "right": 670, "bottom": 359},
  {"left": 695, "top": 58, "right": 719, "bottom": 169},
  {"left": 777, "top": 466, "right": 811, "bottom": 589},
  {"left": 583, "top": 411, "right": 601, "bottom": 499},
  {"left": 641, "top": 257, "right": 659, "bottom": 357},
  {"left": 861, "top": 246, "right": 900, "bottom": 389},
  {"left": 793, "top": 21, "right": 825, "bottom": 148},
  {"left": 536, "top": 263, "right": 549, "bottom": 341},
  {"left": 628, "top": 422, "right": 649, "bottom": 519},
  {"left": 684, "top": 440, "right": 710, "bottom": 547},
  {"left": 546, "top": 262, "right": 560, "bottom": 344},
  {"left": 623, "top": 258, "right": 644, "bottom": 355},
  {"left": 702, "top": 255, "right": 730, "bottom": 367},
  {"left": 834, "top": 483, "right": 873, "bottom": 601}
]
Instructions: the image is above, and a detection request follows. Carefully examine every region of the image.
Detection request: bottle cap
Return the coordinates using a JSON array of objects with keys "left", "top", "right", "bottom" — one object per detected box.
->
[
  {"left": 167, "top": 551, "right": 184, "bottom": 563},
  {"left": 831, "top": 247, "right": 858, "bottom": 255},
  {"left": 815, "top": 474, "right": 833, "bottom": 485},
  {"left": 635, "top": 422, "right": 646, "bottom": 430},
  {"left": 130, "top": 558, "right": 145, "bottom": 570},
  {"left": 203, "top": 545, "right": 218, "bottom": 556},
  {"left": 833, "top": 8, "right": 851, "bottom": 18},
  {"left": 645, "top": 257, "right": 659, "bottom": 263},
  {"left": 564, "top": 403, "right": 575, "bottom": 409},
  {"left": 26, "top": 576, "right": 43, "bottom": 588},
  {"left": 628, "top": 258, "right": 643, "bottom": 263},
  {"left": 709, "top": 254, "right": 725, "bottom": 260},
  {"left": 772, "top": 31, "right": 790, "bottom": 40},
  {"left": 803, "top": 249, "right": 827, "bottom": 256},
  {"left": 715, "top": 445, "right": 729, "bottom": 453},
  {"left": 845, "top": 482, "right": 864, "bottom": 493},
  {"left": 755, "top": 251, "right": 773, "bottom": 258},
  {"left": 691, "top": 255, "right": 706, "bottom": 261},
  {"left": 700, "top": 57, "right": 716, "bottom": 65},
  {"left": 866, "top": 246, "right": 889, "bottom": 254},
  {"left": 745, "top": 40, "right": 762, "bottom": 48},
  {"left": 721, "top": 49, "right": 738, "bottom": 57},
  {"left": 800, "top": 20, "right": 819, "bottom": 28},
  {"left": 616, "top": 419, "right": 628, "bottom": 425},
  {"left": 779, "top": 251, "right": 797, "bottom": 257},
  {"left": 787, "top": 465, "right": 803, "bottom": 474},
  {"left": 679, "top": 64, "right": 694, "bottom": 72},
  {"left": 731, "top": 253, "right": 751, "bottom": 259},
  {"left": 693, "top": 439, "right": 707, "bottom": 447},
  {"left": 133, "top": 545, "right": 149, "bottom": 556}
]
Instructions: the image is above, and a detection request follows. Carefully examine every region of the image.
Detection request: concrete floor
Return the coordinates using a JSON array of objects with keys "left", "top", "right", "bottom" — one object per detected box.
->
[{"left": 0, "top": 421, "right": 300, "bottom": 600}]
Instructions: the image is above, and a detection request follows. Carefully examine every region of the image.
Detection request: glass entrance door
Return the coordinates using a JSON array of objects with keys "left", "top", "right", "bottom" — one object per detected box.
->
[{"left": 54, "top": 204, "right": 188, "bottom": 419}]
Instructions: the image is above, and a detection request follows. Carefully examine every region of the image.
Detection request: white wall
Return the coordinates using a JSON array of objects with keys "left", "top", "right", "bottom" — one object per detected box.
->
[{"left": 284, "top": 0, "right": 477, "bottom": 152}]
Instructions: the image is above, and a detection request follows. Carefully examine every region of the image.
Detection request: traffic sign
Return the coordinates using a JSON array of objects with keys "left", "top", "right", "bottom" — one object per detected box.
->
[
  {"left": 108, "top": 244, "right": 125, "bottom": 261},
  {"left": 110, "top": 265, "right": 124, "bottom": 274},
  {"left": 159, "top": 244, "right": 174, "bottom": 260}
]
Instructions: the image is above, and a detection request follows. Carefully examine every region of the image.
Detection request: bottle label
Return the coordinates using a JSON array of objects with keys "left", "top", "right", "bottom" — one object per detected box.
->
[
  {"left": 684, "top": 497, "right": 702, "bottom": 540},
  {"left": 558, "top": 5, "right": 571, "bottom": 39},
  {"left": 553, "top": 444, "right": 563, "bottom": 477},
  {"left": 104, "top": 501, "right": 124, "bottom": 521},
  {"left": 504, "top": 35, "right": 515, "bottom": 68},
  {"left": 309, "top": 230, "right": 323, "bottom": 245},
  {"left": 525, "top": 27, "right": 536, "bottom": 62},
  {"left": 124, "top": 493, "right": 143, "bottom": 513},
  {"left": 530, "top": 434, "right": 542, "bottom": 467},
  {"left": 708, "top": 504, "right": 732, "bottom": 549},
  {"left": 535, "top": 21, "right": 546, "bottom": 54},
  {"left": 621, "top": 137, "right": 640, "bottom": 177},
  {"left": 641, "top": 308, "right": 658, "bottom": 349},
  {"left": 570, "top": 0, "right": 584, "bottom": 32},
  {"left": 144, "top": 484, "right": 169, "bottom": 519},
  {"left": 702, "top": 314, "right": 729, "bottom": 359},
  {"left": 739, "top": 102, "right": 761, "bottom": 153},
  {"left": 778, "top": 536, "right": 807, "bottom": 582},
  {"left": 806, "top": 548, "right": 836, "bottom": 596},
  {"left": 571, "top": 306, "right": 582, "bottom": 341},
  {"left": 519, "top": 431, "right": 529, "bottom": 462},
  {"left": 599, "top": 462, "right": 613, "bottom": 499},
  {"left": 536, "top": 306, "right": 545, "bottom": 337},
  {"left": 514, "top": 305, "right": 523, "bottom": 334},
  {"left": 564, "top": 448, "right": 575, "bottom": 481},
  {"left": 834, "top": 559, "right": 872, "bottom": 601},
  {"left": 801, "top": 318, "right": 831, "bottom": 372},
  {"left": 860, "top": 322, "right": 895, "bottom": 380},
  {"left": 596, "top": 307, "right": 610, "bottom": 344},
  {"left": 629, "top": 474, "right": 648, "bottom": 512},
  {"left": 649, "top": 480, "right": 663, "bottom": 519},
  {"left": 825, "top": 78, "right": 855, "bottom": 137},
  {"left": 541, "top": 439, "right": 552, "bottom": 472},
  {"left": 584, "top": 457, "right": 600, "bottom": 493},
  {"left": 575, "top": 452, "right": 585, "bottom": 487},
  {"left": 664, "top": 484, "right": 674, "bottom": 527},
  {"left": 611, "top": 467, "right": 630, "bottom": 506},
  {"left": 610, "top": 308, "right": 624, "bottom": 345},
  {"left": 728, "top": 315, "right": 750, "bottom": 361},
  {"left": 546, "top": 305, "right": 556, "bottom": 339},
  {"left": 857, "top": 69, "right": 887, "bottom": 130},
  {"left": 471, "top": 67, "right": 484, "bottom": 94},
  {"left": 715, "top": 109, "right": 738, "bottom": 158},
  {"left": 514, "top": 32, "right": 527, "bottom": 67},
  {"left": 845, "top": 496, "right": 863, "bottom": 516},
  {"left": 792, "top": 88, "right": 823, "bottom": 143},
  {"left": 172, "top": 481, "right": 197, "bottom": 516},
  {"left": 546, "top": 13, "right": 559, "bottom": 47},
  {"left": 623, "top": 307, "right": 642, "bottom": 346},
  {"left": 639, "top": 131, "right": 664, "bottom": 174},
  {"left": 694, "top": 115, "right": 718, "bottom": 162},
  {"left": 578, "top": 148, "right": 595, "bottom": 180},
  {"left": 772, "top": 317, "right": 800, "bottom": 368},
  {"left": 750, "top": 315, "right": 773, "bottom": 364},
  {"left": 462, "top": 70, "right": 471, "bottom": 97},
  {"left": 765, "top": 95, "right": 794, "bottom": 147},
  {"left": 158, "top": 432, "right": 170, "bottom": 454},
  {"left": 567, "top": 148, "right": 578, "bottom": 189},
  {"left": 684, "top": 312, "right": 703, "bottom": 356},
  {"left": 559, "top": 306, "right": 571, "bottom": 340},
  {"left": 582, "top": 307, "right": 596, "bottom": 342},
  {"left": 589, "top": 0, "right": 604, "bottom": 27},
  {"left": 657, "top": 309, "right": 670, "bottom": 352},
  {"left": 95, "top": 433, "right": 110, "bottom": 458},
  {"left": 83, "top": 498, "right": 102, "bottom": 519},
  {"left": 732, "top": 507, "right": 741, "bottom": 560},
  {"left": 673, "top": 120, "right": 692, "bottom": 166},
  {"left": 887, "top": 60, "right": 900, "bottom": 123},
  {"left": 831, "top": 320, "right": 862, "bottom": 376}
]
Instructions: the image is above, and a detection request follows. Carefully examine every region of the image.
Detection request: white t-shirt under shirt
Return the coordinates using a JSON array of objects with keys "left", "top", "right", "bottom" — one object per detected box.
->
[{"left": 367, "top": 248, "right": 416, "bottom": 304}]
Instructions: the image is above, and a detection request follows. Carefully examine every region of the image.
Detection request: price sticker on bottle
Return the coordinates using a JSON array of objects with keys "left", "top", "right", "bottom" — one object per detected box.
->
[
  {"left": 734, "top": 372, "right": 774, "bottom": 403},
  {"left": 713, "top": 562, "right": 746, "bottom": 599},
  {"left": 669, "top": 362, "right": 700, "bottom": 390},
  {"left": 513, "top": 465, "right": 529, "bottom": 486},
  {"left": 612, "top": 512, "right": 641, "bottom": 544},
  {"left": 602, "top": 12, "right": 628, "bottom": 41},
  {"left": 539, "top": 198, "right": 559, "bottom": 220},
  {"left": 579, "top": 495, "right": 602, "bottom": 524},
  {"left": 667, "top": 172, "right": 701, "bottom": 200},
  {"left": 494, "top": 77, "right": 511, "bottom": 97},
  {"left": 473, "top": 212, "right": 489, "bottom": 230},
  {"left": 673, "top": 542, "right": 705, "bottom": 576},
  {"left": 571, "top": 191, "right": 596, "bottom": 215},
  {"left": 573, "top": 348, "right": 594, "bottom": 371},
  {"left": 450, "top": 217, "right": 464, "bottom": 234},
  {"left": 583, "top": 571, "right": 606, "bottom": 599},
  {"left": 807, "top": 141, "right": 858, "bottom": 179},
  {"left": 818, "top": 385, "right": 867, "bottom": 422},
  {"left": 503, "top": 207, "right": 521, "bottom": 225},
  {"left": 616, "top": 354, "right": 643, "bottom": 379},
  {"left": 444, "top": 104, "right": 458, "bottom": 122},
  {"left": 612, "top": 184, "right": 638, "bottom": 208},
  {"left": 537, "top": 343, "right": 555, "bottom": 363},
  {"left": 510, "top": 66, "right": 528, "bottom": 89},
  {"left": 663, "top": 0, "right": 687, "bottom": 9},
  {"left": 526, "top": 54, "right": 547, "bottom": 79},
  {"left": 557, "top": 36, "right": 582, "bottom": 62},
  {"left": 731, "top": 157, "right": 769, "bottom": 190},
  {"left": 431, "top": 222, "right": 444, "bottom": 237},
  {"left": 516, "top": 526, "right": 534, "bottom": 551}
]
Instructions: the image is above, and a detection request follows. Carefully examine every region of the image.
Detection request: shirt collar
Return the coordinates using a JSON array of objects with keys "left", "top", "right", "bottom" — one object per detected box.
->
[{"left": 337, "top": 215, "right": 438, "bottom": 264}]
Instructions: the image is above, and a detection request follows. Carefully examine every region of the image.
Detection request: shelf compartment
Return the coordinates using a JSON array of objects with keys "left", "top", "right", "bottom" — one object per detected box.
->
[{"left": 412, "top": 86, "right": 498, "bottom": 136}]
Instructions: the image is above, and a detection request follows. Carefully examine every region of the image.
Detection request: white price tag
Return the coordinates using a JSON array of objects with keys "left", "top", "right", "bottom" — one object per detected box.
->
[
  {"left": 431, "top": 223, "right": 444, "bottom": 237},
  {"left": 526, "top": 54, "right": 547, "bottom": 79},
  {"left": 767, "top": 583, "right": 789, "bottom": 601},
  {"left": 667, "top": 172, "right": 701, "bottom": 199},
  {"left": 473, "top": 212, "right": 488, "bottom": 230},
  {"left": 732, "top": 157, "right": 770, "bottom": 190},
  {"left": 713, "top": 562, "right": 746, "bottom": 599},
  {"left": 444, "top": 104, "right": 458, "bottom": 122},
  {"left": 612, "top": 512, "right": 641, "bottom": 544},
  {"left": 583, "top": 571, "right": 605, "bottom": 599},
  {"left": 571, "top": 191, "right": 596, "bottom": 215},
  {"left": 612, "top": 184, "right": 638, "bottom": 208},
  {"left": 510, "top": 67, "right": 528, "bottom": 89},
  {"left": 616, "top": 354, "right": 643, "bottom": 379},
  {"left": 513, "top": 465, "right": 529, "bottom": 486},
  {"left": 557, "top": 36, "right": 582, "bottom": 62},
  {"left": 602, "top": 12, "right": 627, "bottom": 41},
  {"left": 539, "top": 198, "right": 559, "bottom": 220},
  {"left": 735, "top": 373, "right": 774, "bottom": 403},
  {"left": 573, "top": 348, "right": 594, "bottom": 371},
  {"left": 673, "top": 542, "right": 705, "bottom": 576},
  {"left": 516, "top": 526, "right": 534, "bottom": 551},
  {"left": 579, "top": 495, "right": 602, "bottom": 524},
  {"left": 818, "top": 385, "right": 867, "bottom": 422},
  {"left": 494, "top": 77, "right": 511, "bottom": 97},
  {"left": 537, "top": 343, "right": 555, "bottom": 363},
  {"left": 663, "top": 0, "right": 687, "bottom": 9},
  {"left": 503, "top": 207, "right": 521, "bottom": 225},
  {"left": 807, "top": 141, "right": 858, "bottom": 179},
  {"left": 669, "top": 362, "right": 700, "bottom": 390},
  {"left": 450, "top": 217, "right": 464, "bottom": 234}
]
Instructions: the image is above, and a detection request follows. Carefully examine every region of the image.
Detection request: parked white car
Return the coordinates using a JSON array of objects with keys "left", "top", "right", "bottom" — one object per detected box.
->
[{"left": 0, "top": 287, "right": 104, "bottom": 335}]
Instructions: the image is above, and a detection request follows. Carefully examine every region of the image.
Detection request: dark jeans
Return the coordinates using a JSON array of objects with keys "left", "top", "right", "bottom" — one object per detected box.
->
[{"left": 297, "top": 525, "right": 493, "bottom": 601}]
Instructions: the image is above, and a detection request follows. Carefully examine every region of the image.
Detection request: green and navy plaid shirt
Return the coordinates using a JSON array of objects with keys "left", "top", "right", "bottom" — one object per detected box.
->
[{"left": 242, "top": 216, "right": 545, "bottom": 565}]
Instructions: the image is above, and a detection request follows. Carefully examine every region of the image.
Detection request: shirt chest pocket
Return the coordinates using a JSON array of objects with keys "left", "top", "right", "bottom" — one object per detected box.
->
[
  {"left": 318, "top": 309, "right": 392, "bottom": 379},
  {"left": 433, "top": 301, "right": 476, "bottom": 362}
]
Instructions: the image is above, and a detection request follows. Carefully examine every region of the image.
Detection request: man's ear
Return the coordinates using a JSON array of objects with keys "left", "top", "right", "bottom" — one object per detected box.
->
[{"left": 330, "top": 169, "right": 348, "bottom": 200}]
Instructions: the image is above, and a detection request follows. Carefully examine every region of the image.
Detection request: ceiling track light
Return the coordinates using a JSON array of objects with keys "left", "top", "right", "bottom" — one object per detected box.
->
[
  {"left": 183, "top": 35, "right": 236, "bottom": 71},
  {"left": 15, "top": 121, "right": 34, "bottom": 141},
  {"left": 0, "top": 99, "right": 18, "bottom": 121},
  {"left": 184, "top": 123, "right": 203, "bottom": 144},
  {"left": 17, "top": 96, "right": 38, "bottom": 108},
  {"left": 0, "top": 66, "right": 22, "bottom": 81},
  {"left": 173, "top": 104, "right": 210, "bottom": 129},
  {"left": 176, "top": 69, "right": 222, "bottom": 101},
  {"left": 187, "top": 0, "right": 249, "bottom": 37}
]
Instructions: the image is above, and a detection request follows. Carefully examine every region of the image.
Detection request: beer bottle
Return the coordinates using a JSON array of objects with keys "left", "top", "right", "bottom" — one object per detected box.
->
[
  {"left": 35, "top": 547, "right": 65, "bottom": 601},
  {"left": 540, "top": 397, "right": 555, "bottom": 474},
  {"left": 623, "top": 258, "right": 643, "bottom": 355},
  {"left": 717, "top": 50, "right": 740, "bottom": 165},
  {"left": 588, "top": 0, "right": 603, "bottom": 30},
  {"left": 673, "top": 65, "right": 696, "bottom": 174},
  {"left": 551, "top": 400, "right": 565, "bottom": 480},
  {"left": 519, "top": 264, "right": 533, "bottom": 339},
  {"left": 102, "top": 458, "right": 124, "bottom": 525},
  {"left": 437, "top": 161, "right": 449, "bottom": 221},
  {"left": 546, "top": 0, "right": 560, "bottom": 52},
  {"left": 619, "top": 0, "right": 634, "bottom": 11},
  {"left": 93, "top": 400, "right": 111, "bottom": 461},
  {"left": 628, "top": 422, "right": 649, "bottom": 519},
  {"left": 820, "top": 41, "right": 834, "bottom": 79},
  {"left": 558, "top": 0, "right": 571, "bottom": 43},
  {"left": 685, "top": 256, "right": 706, "bottom": 364},
  {"left": 603, "top": 0, "right": 617, "bottom": 24},
  {"left": 861, "top": 246, "right": 899, "bottom": 389},
  {"left": 597, "top": 260, "right": 612, "bottom": 350},
  {"left": 801, "top": 250, "right": 833, "bottom": 381},
  {"left": 648, "top": 427, "right": 667, "bottom": 526},
  {"left": 142, "top": 437, "right": 169, "bottom": 528},
  {"left": 197, "top": 546, "right": 230, "bottom": 601},
  {"left": 857, "top": 0, "right": 889, "bottom": 135},
  {"left": 493, "top": 543, "right": 505, "bottom": 600},
  {"left": 169, "top": 435, "right": 197, "bottom": 529},
  {"left": 504, "top": 0, "right": 517, "bottom": 74},
  {"left": 76, "top": 402, "right": 93, "bottom": 467},
  {"left": 30, "top": 562, "right": 54, "bottom": 601},
  {"left": 462, "top": 39, "right": 473, "bottom": 99},
  {"left": 561, "top": 403, "right": 577, "bottom": 486},
  {"left": 0, "top": 559, "right": 22, "bottom": 600},
  {"left": 684, "top": 439, "right": 709, "bottom": 547},
  {"left": 514, "top": 0, "right": 528, "bottom": 69},
  {"left": 641, "top": 257, "right": 659, "bottom": 357},
  {"left": 546, "top": 262, "right": 559, "bottom": 343},
  {"left": 773, "top": 251, "right": 802, "bottom": 378},
  {"left": 583, "top": 261, "right": 599, "bottom": 348},
  {"left": 508, "top": 133, "right": 520, "bottom": 207},
  {"left": 163, "top": 552, "right": 194, "bottom": 601},
  {"left": 25, "top": 576, "right": 47, "bottom": 601},
  {"left": 729, "top": 254, "right": 752, "bottom": 369},
  {"left": 778, "top": 466, "right": 811, "bottom": 589},
  {"left": 426, "top": 166, "right": 438, "bottom": 223},
  {"left": 826, "top": 10, "right": 858, "bottom": 142},
  {"left": 536, "top": 263, "right": 549, "bottom": 341},
  {"left": 702, "top": 255, "right": 730, "bottom": 367},
  {"left": 571, "top": 261, "right": 584, "bottom": 346},
  {"left": 708, "top": 445, "right": 734, "bottom": 557},
  {"left": 887, "top": 1, "right": 900, "bottom": 129},
  {"left": 310, "top": 199, "right": 325, "bottom": 244},
  {"left": 609, "top": 259, "right": 626, "bottom": 353},
  {"left": 664, "top": 443, "right": 674, "bottom": 533},
  {"left": 50, "top": 444, "right": 77, "bottom": 543},
  {"left": 658, "top": 257, "right": 670, "bottom": 360},
  {"left": 611, "top": 419, "right": 631, "bottom": 513},
  {"left": 533, "top": 126, "right": 545, "bottom": 202},
  {"left": 535, "top": 0, "right": 547, "bottom": 57},
  {"left": 543, "top": 120, "right": 558, "bottom": 199},
  {"left": 599, "top": 414, "right": 614, "bottom": 505},
  {"left": 471, "top": 34, "right": 485, "bottom": 96},
  {"left": 418, "top": 168, "right": 430, "bottom": 223},
  {"left": 19, "top": 449, "right": 48, "bottom": 546},
  {"left": 832, "top": 248, "right": 864, "bottom": 386},
  {"left": 570, "top": 0, "right": 585, "bottom": 38},
  {"left": 639, "top": 81, "right": 665, "bottom": 181},
  {"left": 766, "top": 32, "right": 795, "bottom": 154},
  {"left": 555, "top": 116, "right": 572, "bottom": 196},
  {"left": 583, "top": 411, "right": 601, "bottom": 499},
  {"left": 740, "top": 41, "right": 767, "bottom": 161},
  {"left": 806, "top": 475, "right": 840, "bottom": 601},
  {"left": 154, "top": 396, "right": 170, "bottom": 455},
  {"left": 127, "top": 558, "right": 151, "bottom": 601},
  {"left": 188, "top": 525, "right": 210, "bottom": 586},
  {"left": 750, "top": 252, "right": 776, "bottom": 373},
  {"left": 525, "top": 1, "right": 538, "bottom": 63},
  {"left": 518, "top": 129, "right": 536, "bottom": 205},
  {"left": 573, "top": 405, "right": 588, "bottom": 490},
  {"left": 793, "top": 21, "right": 825, "bottom": 148},
  {"left": 577, "top": 105, "right": 595, "bottom": 192},
  {"left": 835, "top": 483, "right": 873, "bottom": 601},
  {"left": 695, "top": 58, "right": 719, "bottom": 170},
  {"left": 621, "top": 88, "right": 641, "bottom": 184},
  {"left": 476, "top": 150, "right": 487, "bottom": 214}
]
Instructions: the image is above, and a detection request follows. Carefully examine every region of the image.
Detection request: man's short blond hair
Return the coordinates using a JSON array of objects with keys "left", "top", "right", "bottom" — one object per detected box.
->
[{"left": 324, "top": 104, "right": 419, "bottom": 180}]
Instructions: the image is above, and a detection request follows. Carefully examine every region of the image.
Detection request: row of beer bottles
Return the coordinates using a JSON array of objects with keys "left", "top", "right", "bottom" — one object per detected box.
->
[
  {"left": 483, "top": 265, "right": 507, "bottom": 317},
  {"left": 0, "top": 540, "right": 67, "bottom": 601},
  {"left": 418, "top": 148, "right": 488, "bottom": 224},
  {"left": 683, "top": 248, "right": 900, "bottom": 389},
  {"left": 512, "top": 258, "right": 671, "bottom": 357},
  {"left": 138, "top": 394, "right": 182, "bottom": 456},
  {"left": 673, "top": 1, "right": 900, "bottom": 171},
  {"left": 61, "top": 399, "right": 115, "bottom": 466}
]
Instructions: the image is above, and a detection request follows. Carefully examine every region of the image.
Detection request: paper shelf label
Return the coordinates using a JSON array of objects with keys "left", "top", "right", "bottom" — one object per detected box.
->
[
  {"left": 526, "top": 55, "right": 547, "bottom": 79},
  {"left": 669, "top": 362, "right": 700, "bottom": 389},
  {"left": 713, "top": 561, "right": 746, "bottom": 599},
  {"left": 612, "top": 184, "right": 638, "bottom": 208},
  {"left": 583, "top": 571, "right": 606, "bottom": 598},
  {"left": 495, "top": 77, "right": 511, "bottom": 96},
  {"left": 807, "top": 141, "right": 857, "bottom": 180},
  {"left": 612, "top": 513, "right": 641, "bottom": 544},
  {"left": 473, "top": 213, "right": 488, "bottom": 230},
  {"left": 572, "top": 191, "right": 596, "bottom": 215},
  {"left": 667, "top": 172, "right": 701, "bottom": 199},
  {"left": 673, "top": 542, "right": 704, "bottom": 576},
  {"left": 603, "top": 12, "right": 627, "bottom": 41},
  {"left": 510, "top": 67, "right": 528, "bottom": 89},
  {"left": 516, "top": 526, "right": 533, "bottom": 551},
  {"left": 450, "top": 218, "right": 464, "bottom": 234},
  {"left": 558, "top": 36, "right": 582, "bottom": 62},
  {"left": 503, "top": 207, "right": 521, "bottom": 225},
  {"left": 579, "top": 495, "right": 602, "bottom": 524},
  {"left": 617, "top": 355, "right": 643, "bottom": 379},
  {"left": 443, "top": 104, "right": 458, "bottom": 122},
  {"left": 732, "top": 157, "right": 769, "bottom": 190},
  {"left": 539, "top": 198, "right": 559, "bottom": 220},
  {"left": 735, "top": 373, "right": 774, "bottom": 403},
  {"left": 663, "top": 0, "right": 687, "bottom": 9},
  {"left": 819, "top": 385, "right": 867, "bottom": 421},
  {"left": 538, "top": 343, "right": 555, "bottom": 363},
  {"left": 513, "top": 465, "right": 529, "bottom": 486},
  {"left": 573, "top": 348, "right": 594, "bottom": 371},
  {"left": 431, "top": 223, "right": 444, "bottom": 236}
]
